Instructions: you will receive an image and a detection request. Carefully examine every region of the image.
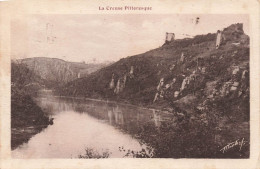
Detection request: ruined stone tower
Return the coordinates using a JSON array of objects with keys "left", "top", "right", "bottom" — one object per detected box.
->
[{"left": 165, "top": 32, "right": 175, "bottom": 43}]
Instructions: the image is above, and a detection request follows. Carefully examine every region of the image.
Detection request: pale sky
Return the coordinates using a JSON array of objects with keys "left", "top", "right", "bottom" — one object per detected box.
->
[{"left": 11, "top": 14, "right": 249, "bottom": 63}]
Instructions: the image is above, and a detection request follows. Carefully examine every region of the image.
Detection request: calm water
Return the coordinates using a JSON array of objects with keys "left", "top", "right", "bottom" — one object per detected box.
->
[{"left": 12, "top": 91, "right": 174, "bottom": 158}]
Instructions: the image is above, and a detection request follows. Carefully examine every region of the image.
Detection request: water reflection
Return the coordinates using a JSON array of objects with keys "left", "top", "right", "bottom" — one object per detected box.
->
[
  {"left": 35, "top": 95, "right": 173, "bottom": 132},
  {"left": 152, "top": 109, "right": 161, "bottom": 128},
  {"left": 12, "top": 92, "right": 174, "bottom": 158},
  {"left": 107, "top": 106, "right": 124, "bottom": 125}
]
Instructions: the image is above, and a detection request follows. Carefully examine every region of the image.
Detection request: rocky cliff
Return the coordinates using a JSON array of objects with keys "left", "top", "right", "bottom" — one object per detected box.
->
[{"left": 20, "top": 57, "right": 110, "bottom": 87}]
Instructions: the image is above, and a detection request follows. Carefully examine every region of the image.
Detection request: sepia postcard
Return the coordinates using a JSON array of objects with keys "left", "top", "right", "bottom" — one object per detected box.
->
[{"left": 0, "top": 0, "right": 259, "bottom": 169}]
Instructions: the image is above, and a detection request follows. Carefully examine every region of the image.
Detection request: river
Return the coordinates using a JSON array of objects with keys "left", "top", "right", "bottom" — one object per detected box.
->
[{"left": 12, "top": 91, "right": 175, "bottom": 158}]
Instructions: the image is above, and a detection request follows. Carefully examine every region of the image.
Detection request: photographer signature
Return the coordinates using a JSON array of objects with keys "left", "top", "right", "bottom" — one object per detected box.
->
[{"left": 220, "top": 138, "right": 247, "bottom": 153}]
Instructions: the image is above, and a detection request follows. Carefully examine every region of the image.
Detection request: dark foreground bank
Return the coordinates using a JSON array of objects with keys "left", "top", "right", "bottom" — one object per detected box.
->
[
  {"left": 11, "top": 94, "right": 53, "bottom": 150},
  {"left": 11, "top": 61, "right": 54, "bottom": 150}
]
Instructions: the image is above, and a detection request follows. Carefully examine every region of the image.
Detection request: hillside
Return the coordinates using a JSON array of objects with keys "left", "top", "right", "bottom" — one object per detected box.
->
[
  {"left": 11, "top": 62, "right": 53, "bottom": 149},
  {"left": 57, "top": 23, "right": 250, "bottom": 157},
  {"left": 20, "top": 57, "right": 110, "bottom": 87},
  {"left": 59, "top": 23, "right": 249, "bottom": 109}
]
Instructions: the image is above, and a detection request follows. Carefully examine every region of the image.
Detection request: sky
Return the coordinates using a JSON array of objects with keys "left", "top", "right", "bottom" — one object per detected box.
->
[{"left": 11, "top": 14, "right": 249, "bottom": 63}]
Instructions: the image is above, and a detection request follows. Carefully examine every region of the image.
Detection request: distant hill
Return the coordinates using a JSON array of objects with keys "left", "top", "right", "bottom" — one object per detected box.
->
[{"left": 19, "top": 57, "right": 111, "bottom": 87}]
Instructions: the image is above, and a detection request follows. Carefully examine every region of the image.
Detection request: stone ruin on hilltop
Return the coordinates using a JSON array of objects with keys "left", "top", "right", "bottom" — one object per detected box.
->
[{"left": 165, "top": 32, "right": 175, "bottom": 44}]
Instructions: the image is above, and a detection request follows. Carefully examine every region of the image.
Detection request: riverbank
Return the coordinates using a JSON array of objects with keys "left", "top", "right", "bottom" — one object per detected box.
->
[
  {"left": 11, "top": 94, "right": 53, "bottom": 150},
  {"left": 53, "top": 94, "right": 174, "bottom": 114},
  {"left": 11, "top": 125, "right": 49, "bottom": 150}
]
